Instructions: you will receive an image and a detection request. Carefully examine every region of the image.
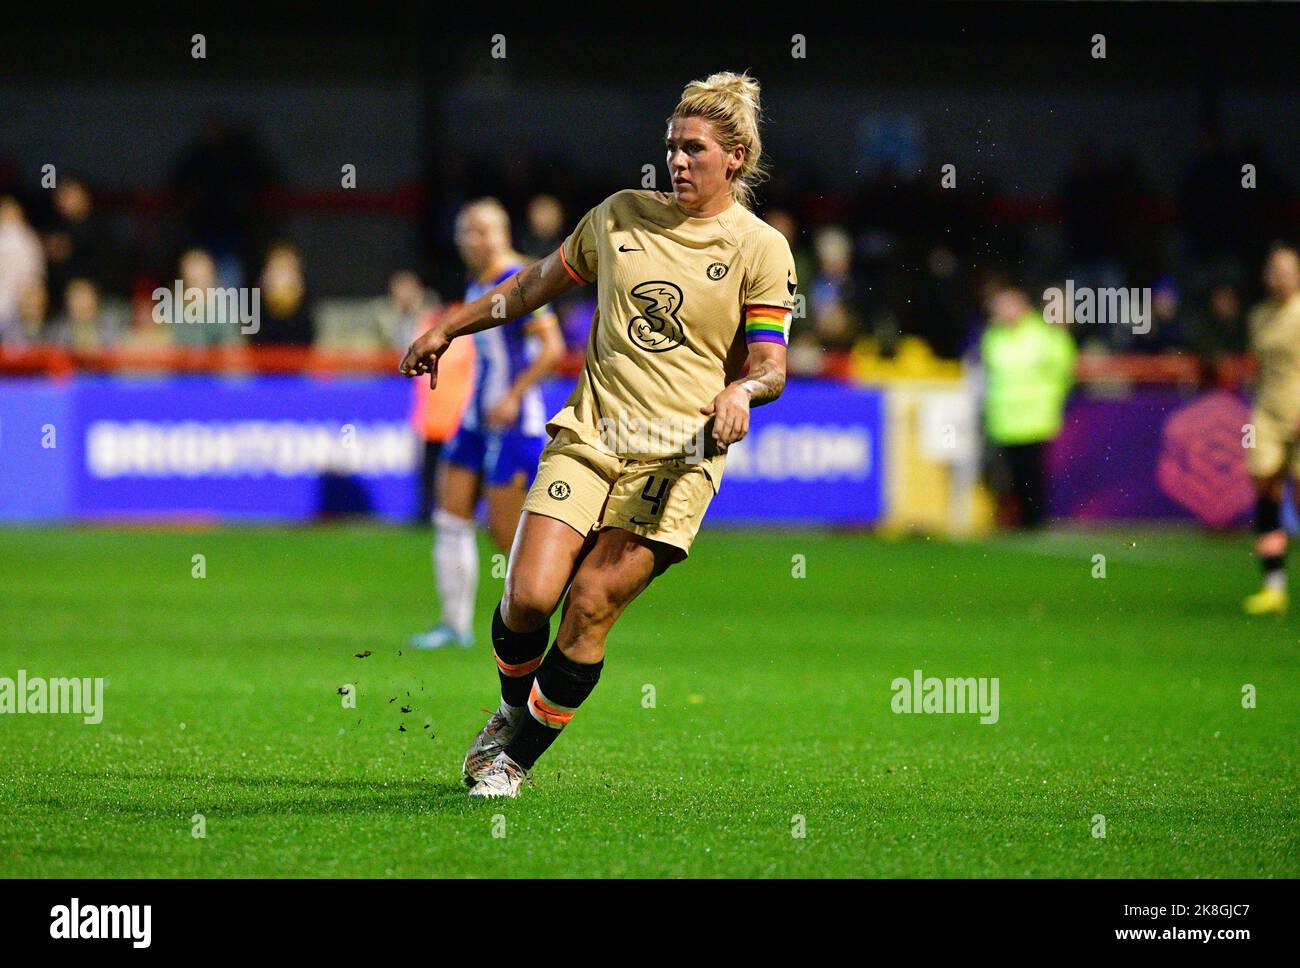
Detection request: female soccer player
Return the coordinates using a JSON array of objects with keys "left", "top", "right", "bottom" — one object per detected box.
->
[
  {"left": 401, "top": 72, "right": 797, "bottom": 797},
  {"left": 409, "top": 199, "right": 564, "bottom": 649},
  {"left": 1242, "top": 243, "right": 1300, "bottom": 615}
]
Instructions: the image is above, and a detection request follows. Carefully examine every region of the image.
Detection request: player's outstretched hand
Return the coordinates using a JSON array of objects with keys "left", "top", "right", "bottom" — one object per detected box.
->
[
  {"left": 399, "top": 327, "right": 451, "bottom": 388},
  {"left": 700, "top": 384, "right": 751, "bottom": 454}
]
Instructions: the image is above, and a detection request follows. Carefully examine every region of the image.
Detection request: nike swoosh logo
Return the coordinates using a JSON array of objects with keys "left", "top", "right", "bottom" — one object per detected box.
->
[
  {"left": 618, "top": 244, "right": 643, "bottom": 252},
  {"left": 786, "top": 275, "right": 797, "bottom": 295}
]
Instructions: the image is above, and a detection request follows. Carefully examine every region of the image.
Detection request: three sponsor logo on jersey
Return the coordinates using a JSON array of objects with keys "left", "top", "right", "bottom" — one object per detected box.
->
[
  {"left": 627, "top": 281, "right": 687, "bottom": 353},
  {"left": 618, "top": 239, "right": 733, "bottom": 354}
]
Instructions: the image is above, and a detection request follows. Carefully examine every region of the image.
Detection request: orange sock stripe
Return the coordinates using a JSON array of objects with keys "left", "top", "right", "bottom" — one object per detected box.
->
[
  {"left": 528, "top": 681, "right": 576, "bottom": 729},
  {"left": 1257, "top": 530, "right": 1288, "bottom": 557},
  {"left": 494, "top": 652, "right": 544, "bottom": 677}
]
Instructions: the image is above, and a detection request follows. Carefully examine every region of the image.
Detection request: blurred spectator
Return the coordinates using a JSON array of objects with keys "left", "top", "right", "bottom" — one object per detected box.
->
[
  {"left": 46, "top": 278, "right": 125, "bottom": 349},
  {"left": 121, "top": 290, "right": 175, "bottom": 352},
  {"left": 518, "top": 193, "right": 591, "bottom": 336},
  {"left": 250, "top": 241, "right": 314, "bottom": 346},
  {"left": 1190, "top": 282, "right": 1248, "bottom": 387},
  {"left": 1148, "top": 276, "right": 1190, "bottom": 351},
  {"left": 518, "top": 194, "right": 565, "bottom": 260},
  {"left": 979, "top": 283, "right": 1076, "bottom": 529},
  {"left": 382, "top": 269, "right": 442, "bottom": 350},
  {"left": 786, "top": 226, "right": 865, "bottom": 375},
  {"left": 2, "top": 102, "right": 1296, "bottom": 370},
  {"left": 809, "top": 226, "right": 862, "bottom": 348},
  {"left": 786, "top": 230, "right": 852, "bottom": 371},
  {"left": 0, "top": 196, "right": 45, "bottom": 342},
  {"left": 163, "top": 248, "right": 241, "bottom": 346},
  {"left": 4, "top": 279, "right": 49, "bottom": 347},
  {"left": 43, "top": 178, "right": 118, "bottom": 305}
]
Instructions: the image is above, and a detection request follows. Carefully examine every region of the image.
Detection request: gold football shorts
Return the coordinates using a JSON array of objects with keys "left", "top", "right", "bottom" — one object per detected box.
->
[
  {"left": 1247, "top": 408, "right": 1300, "bottom": 478},
  {"left": 522, "top": 429, "right": 718, "bottom": 557}
]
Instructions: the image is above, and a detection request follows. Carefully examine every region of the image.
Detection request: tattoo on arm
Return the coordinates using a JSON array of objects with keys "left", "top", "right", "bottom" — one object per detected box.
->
[
  {"left": 511, "top": 267, "right": 534, "bottom": 315},
  {"left": 451, "top": 254, "right": 569, "bottom": 340},
  {"left": 738, "top": 358, "right": 786, "bottom": 407}
]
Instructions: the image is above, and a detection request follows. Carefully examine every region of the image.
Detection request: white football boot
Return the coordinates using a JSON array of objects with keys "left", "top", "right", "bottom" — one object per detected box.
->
[
  {"left": 467, "top": 752, "right": 529, "bottom": 799},
  {"left": 462, "top": 706, "right": 522, "bottom": 787},
  {"left": 409, "top": 623, "right": 474, "bottom": 650}
]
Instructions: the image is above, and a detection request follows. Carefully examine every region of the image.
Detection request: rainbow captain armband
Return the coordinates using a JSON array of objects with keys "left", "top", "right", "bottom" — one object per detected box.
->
[{"left": 744, "top": 305, "right": 792, "bottom": 346}]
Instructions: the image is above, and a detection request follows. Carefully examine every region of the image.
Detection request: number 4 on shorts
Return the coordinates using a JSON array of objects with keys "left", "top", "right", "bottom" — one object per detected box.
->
[{"left": 641, "top": 475, "right": 669, "bottom": 516}]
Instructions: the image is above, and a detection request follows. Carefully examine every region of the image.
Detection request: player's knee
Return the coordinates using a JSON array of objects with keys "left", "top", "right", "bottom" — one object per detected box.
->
[
  {"left": 500, "top": 578, "right": 558, "bottom": 632},
  {"left": 564, "top": 575, "right": 621, "bottom": 633}
]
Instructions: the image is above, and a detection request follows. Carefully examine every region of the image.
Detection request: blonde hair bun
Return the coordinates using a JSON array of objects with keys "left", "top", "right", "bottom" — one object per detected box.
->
[{"left": 671, "top": 71, "right": 766, "bottom": 208}]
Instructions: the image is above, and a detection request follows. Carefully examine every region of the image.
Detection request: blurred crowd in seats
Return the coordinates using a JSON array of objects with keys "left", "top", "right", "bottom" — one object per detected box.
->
[{"left": 0, "top": 118, "right": 1292, "bottom": 386}]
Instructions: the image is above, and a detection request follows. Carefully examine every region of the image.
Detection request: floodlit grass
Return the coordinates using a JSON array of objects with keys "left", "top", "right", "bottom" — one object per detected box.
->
[{"left": 0, "top": 525, "right": 1294, "bottom": 877}]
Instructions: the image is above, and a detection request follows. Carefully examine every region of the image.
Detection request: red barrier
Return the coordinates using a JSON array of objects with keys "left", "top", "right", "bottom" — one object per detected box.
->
[
  {"left": 0, "top": 345, "right": 1255, "bottom": 386},
  {"left": 0, "top": 345, "right": 592, "bottom": 379}
]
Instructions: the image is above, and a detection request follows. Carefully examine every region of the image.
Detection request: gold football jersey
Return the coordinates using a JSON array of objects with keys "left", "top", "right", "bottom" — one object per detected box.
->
[
  {"left": 555, "top": 189, "right": 797, "bottom": 484},
  {"left": 1249, "top": 293, "right": 1300, "bottom": 427}
]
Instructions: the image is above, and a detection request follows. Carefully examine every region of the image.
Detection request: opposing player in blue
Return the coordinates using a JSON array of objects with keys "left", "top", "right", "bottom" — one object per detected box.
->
[{"left": 410, "top": 198, "right": 564, "bottom": 649}]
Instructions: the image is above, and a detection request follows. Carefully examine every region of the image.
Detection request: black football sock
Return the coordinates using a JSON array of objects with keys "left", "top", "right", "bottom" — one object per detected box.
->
[
  {"left": 504, "top": 645, "right": 603, "bottom": 770},
  {"left": 1255, "top": 495, "right": 1287, "bottom": 581},
  {"left": 1256, "top": 493, "right": 1281, "bottom": 534},
  {"left": 491, "top": 603, "right": 549, "bottom": 710}
]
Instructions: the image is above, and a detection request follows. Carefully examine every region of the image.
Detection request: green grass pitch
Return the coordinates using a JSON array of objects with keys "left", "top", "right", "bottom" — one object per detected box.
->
[{"left": 0, "top": 524, "right": 1295, "bottom": 878}]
